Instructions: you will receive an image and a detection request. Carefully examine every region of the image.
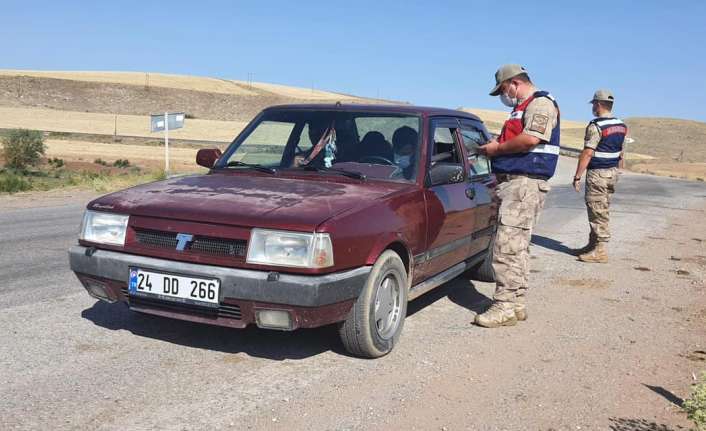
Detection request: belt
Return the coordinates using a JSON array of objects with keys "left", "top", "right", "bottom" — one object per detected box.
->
[{"left": 495, "top": 173, "right": 549, "bottom": 182}]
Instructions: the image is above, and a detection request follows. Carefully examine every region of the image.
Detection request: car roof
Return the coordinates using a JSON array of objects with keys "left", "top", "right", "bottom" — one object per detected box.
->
[{"left": 262, "top": 103, "right": 483, "bottom": 122}]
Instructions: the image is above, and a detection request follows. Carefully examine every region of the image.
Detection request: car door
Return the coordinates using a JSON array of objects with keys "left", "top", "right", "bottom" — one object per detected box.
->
[
  {"left": 419, "top": 117, "right": 477, "bottom": 279},
  {"left": 459, "top": 119, "right": 498, "bottom": 256}
]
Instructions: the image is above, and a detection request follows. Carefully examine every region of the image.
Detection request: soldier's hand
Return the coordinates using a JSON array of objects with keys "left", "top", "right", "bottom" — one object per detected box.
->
[
  {"left": 477, "top": 139, "right": 500, "bottom": 157},
  {"left": 572, "top": 178, "right": 581, "bottom": 192}
]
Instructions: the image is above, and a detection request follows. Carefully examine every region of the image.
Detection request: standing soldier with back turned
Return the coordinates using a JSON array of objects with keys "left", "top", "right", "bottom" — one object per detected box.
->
[
  {"left": 572, "top": 90, "right": 628, "bottom": 263},
  {"left": 475, "top": 64, "right": 560, "bottom": 328}
]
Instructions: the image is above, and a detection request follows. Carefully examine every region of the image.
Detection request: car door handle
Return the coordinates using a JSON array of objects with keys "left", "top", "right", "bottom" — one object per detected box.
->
[{"left": 465, "top": 187, "right": 476, "bottom": 200}]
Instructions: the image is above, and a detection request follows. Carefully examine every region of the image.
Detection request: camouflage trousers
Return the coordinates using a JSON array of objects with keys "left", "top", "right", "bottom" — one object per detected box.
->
[
  {"left": 585, "top": 168, "right": 618, "bottom": 243},
  {"left": 492, "top": 175, "right": 551, "bottom": 304}
]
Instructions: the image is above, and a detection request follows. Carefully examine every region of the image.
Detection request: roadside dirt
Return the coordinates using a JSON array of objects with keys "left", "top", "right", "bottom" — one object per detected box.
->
[{"left": 236, "top": 201, "right": 706, "bottom": 431}]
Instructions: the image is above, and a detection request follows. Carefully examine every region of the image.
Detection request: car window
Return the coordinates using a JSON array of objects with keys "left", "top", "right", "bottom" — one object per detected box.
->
[
  {"left": 218, "top": 110, "right": 421, "bottom": 183},
  {"left": 230, "top": 120, "right": 296, "bottom": 165},
  {"left": 355, "top": 116, "right": 418, "bottom": 143},
  {"left": 460, "top": 123, "right": 491, "bottom": 177},
  {"left": 431, "top": 125, "right": 462, "bottom": 164}
]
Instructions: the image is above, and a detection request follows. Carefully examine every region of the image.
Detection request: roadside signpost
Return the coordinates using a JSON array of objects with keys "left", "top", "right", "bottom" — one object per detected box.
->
[{"left": 150, "top": 112, "right": 185, "bottom": 175}]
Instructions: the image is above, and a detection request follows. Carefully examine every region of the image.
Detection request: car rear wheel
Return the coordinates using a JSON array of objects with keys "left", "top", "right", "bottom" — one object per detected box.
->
[
  {"left": 468, "top": 234, "right": 496, "bottom": 282},
  {"left": 338, "top": 250, "right": 408, "bottom": 358}
]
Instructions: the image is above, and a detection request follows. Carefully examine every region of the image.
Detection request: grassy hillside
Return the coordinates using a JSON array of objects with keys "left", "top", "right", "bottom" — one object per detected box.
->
[
  {"left": 622, "top": 117, "right": 706, "bottom": 181},
  {"left": 623, "top": 117, "right": 706, "bottom": 162},
  {"left": 0, "top": 70, "right": 702, "bottom": 182},
  {"left": 0, "top": 70, "right": 395, "bottom": 143},
  {"left": 463, "top": 108, "right": 706, "bottom": 180},
  {"left": 0, "top": 70, "right": 357, "bottom": 99},
  {"left": 0, "top": 106, "right": 246, "bottom": 142}
]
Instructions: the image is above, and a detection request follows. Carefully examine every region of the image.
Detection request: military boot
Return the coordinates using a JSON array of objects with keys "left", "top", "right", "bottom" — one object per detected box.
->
[
  {"left": 578, "top": 242, "right": 608, "bottom": 263},
  {"left": 474, "top": 302, "right": 518, "bottom": 328},
  {"left": 514, "top": 303, "right": 527, "bottom": 321}
]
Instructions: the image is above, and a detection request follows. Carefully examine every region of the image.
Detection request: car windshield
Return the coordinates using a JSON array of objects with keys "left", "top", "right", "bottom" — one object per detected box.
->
[{"left": 218, "top": 110, "right": 422, "bottom": 182}]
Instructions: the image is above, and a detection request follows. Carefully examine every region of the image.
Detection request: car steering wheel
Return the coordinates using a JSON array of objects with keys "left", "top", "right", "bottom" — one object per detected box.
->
[{"left": 359, "top": 155, "right": 394, "bottom": 165}]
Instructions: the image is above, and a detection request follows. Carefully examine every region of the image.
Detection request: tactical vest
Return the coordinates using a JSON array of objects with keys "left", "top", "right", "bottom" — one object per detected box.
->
[
  {"left": 587, "top": 117, "right": 627, "bottom": 169},
  {"left": 493, "top": 91, "right": 561, "bottom": 178}
]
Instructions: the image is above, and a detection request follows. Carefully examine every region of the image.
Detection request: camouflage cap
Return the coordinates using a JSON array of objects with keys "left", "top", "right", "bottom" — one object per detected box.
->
[
  {"left": 489, "top": 64, "right": 528, "bottom": 96},
  {"left": 589, "top": 89, "right": 614, "bottom": 103}
]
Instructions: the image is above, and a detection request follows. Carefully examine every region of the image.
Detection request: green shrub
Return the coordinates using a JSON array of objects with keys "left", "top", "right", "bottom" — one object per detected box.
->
[
  {"left": 93, "top": 158, "right": 108, "bottom": 166},
  {"left": 0, "top": 171, "right": 32, "bottom": 193},
  {"left": 684, "top": 372, "right": 706, "bottom": 430},
  {"left": 48, "top": 157, "right": 65, "bottom": 168},
  {"left": 113, "top": 159, "right": 130, "bottom": 168},
  {"left": 2, "top": 129, "right": 46, "bottom": 170},
  {"left": 152, "top": 169, "right": 167, "bottom": 181}
]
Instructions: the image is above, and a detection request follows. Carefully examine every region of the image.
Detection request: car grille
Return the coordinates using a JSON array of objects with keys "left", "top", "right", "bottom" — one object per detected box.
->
[
  {"left": 122, "top": 288, "right": 242, "bottom": 320},
  {"left": 134, "top": 228, "right": 247, "bottom": 257}
]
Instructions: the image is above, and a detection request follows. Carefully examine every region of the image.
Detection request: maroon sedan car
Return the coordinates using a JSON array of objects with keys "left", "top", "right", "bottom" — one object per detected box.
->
[{"left": 69, "top": 104, "right": 498, "bottom": 358}]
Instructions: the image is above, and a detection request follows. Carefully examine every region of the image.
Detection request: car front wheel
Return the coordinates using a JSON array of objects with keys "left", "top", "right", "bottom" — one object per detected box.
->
[{"left": 338, "top": 250, "right": 408, "bottom": 358}]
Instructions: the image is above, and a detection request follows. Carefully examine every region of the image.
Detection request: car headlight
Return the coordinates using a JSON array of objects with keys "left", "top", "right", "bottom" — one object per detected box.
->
[
  {"left": 79, "top": 210, "right": 129, "bottom": 246},
  {"left": 246, "top": 229, "right": 334, "bottom": 268}
]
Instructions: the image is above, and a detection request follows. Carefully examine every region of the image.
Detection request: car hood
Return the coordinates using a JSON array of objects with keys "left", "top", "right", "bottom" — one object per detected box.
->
[{"left": 88, "top": 173, "right": 410, "bottom": 231}]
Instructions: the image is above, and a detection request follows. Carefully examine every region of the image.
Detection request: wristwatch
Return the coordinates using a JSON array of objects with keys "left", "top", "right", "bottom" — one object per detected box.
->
[{"left": 573, "top": 177, "right": 581, "bottom": 181}]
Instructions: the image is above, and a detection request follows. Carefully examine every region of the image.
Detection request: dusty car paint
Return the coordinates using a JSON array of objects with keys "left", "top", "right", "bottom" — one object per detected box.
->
[{"left": 71, "top": 104, "right": 498, "bottom": 330}]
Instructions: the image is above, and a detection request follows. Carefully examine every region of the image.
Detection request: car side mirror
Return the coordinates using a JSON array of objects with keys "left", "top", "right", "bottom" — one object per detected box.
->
[
  {"left": 428, "top": 163, "right": 464, "bottom": 186},
  {"left": 196, "top": 148, "right": 222, "bottom": 168}
]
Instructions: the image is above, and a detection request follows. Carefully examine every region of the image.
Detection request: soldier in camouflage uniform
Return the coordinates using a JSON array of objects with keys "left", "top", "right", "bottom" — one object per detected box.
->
[
  {"left": 572, "top": 90, "right": 627, "bottom": 263},
  {"left": 475, "top": 65, "right": 561, "bottom": 328}
]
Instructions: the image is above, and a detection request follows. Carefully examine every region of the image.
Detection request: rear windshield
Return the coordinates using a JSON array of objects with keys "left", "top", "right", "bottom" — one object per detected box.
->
[{"left": 218, "top": 110, "right": 422, "bottom": 182}]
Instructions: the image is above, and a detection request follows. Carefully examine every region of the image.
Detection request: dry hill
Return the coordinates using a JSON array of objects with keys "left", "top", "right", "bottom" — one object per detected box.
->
[
  {"left": 0, "top": 70, "right": 702, "bottom": 180},
  {"left": 0, "top": 71, "right": 385, "bottom": 124},
  {"left": 463, "top": 107, "right": 706, "bottom": 180},
  {"left": 0, "top": 70, "right": 396, "bottom": 145},
  {"left": 462, "top": 107, "right": 596, "bottom": 152},
  {"left": 622, "top": 117, "right": 706, "bottom": 180}
]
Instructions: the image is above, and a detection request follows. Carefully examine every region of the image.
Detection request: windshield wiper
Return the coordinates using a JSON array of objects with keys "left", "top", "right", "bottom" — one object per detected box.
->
[
  {"left": 226, "top": 160, "right": 276, "bottom": 174},
  {"left": 301, "top": 165, "right": 366, "bottom": 180}
]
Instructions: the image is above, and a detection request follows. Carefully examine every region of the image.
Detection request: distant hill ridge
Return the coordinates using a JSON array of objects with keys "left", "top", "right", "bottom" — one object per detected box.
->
[{"left": 0, "top": 70, "right": 702, "bottom": 167}]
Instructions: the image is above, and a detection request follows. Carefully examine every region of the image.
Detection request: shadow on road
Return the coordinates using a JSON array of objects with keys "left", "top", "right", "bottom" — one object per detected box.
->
[
  {"left": 81, "top": 301, "right": 338, "bottom": 361},
  {"left": 531, "top": 234, "right": 576, "bottom": 256},
  {"left": 643, "top": 384, "right": 684, "bottom": 407},
  {"left": 82, "top": 276, "right": 491, "bottom": 360},
  {"left": 408, "top": 277, "right": 490, "bottom": 317},
  {"left": 608, "top": 417, "right": 676, "bottom": 431}
]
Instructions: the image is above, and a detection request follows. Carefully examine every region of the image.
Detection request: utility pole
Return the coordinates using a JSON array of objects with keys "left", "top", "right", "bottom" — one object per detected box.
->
[
  {"left": 164, "top": 112, "right": 170, "bottom": 174},
  {"left": 113, "top": 114, "right": 118, "bottom": 141}
]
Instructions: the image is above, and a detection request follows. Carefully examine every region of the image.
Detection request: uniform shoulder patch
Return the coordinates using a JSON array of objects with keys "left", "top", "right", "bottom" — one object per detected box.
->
[{"left": 529, "top": 114, "right": 549, "bottom": 134}]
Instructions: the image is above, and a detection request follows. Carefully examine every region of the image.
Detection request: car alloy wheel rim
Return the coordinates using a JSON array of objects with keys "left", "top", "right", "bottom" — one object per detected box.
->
[{"left": 374, "top": 272, "right": 402, "bottom": 339}]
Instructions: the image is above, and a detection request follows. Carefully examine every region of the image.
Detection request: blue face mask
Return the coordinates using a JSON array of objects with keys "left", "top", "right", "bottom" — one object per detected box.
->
[{"left": 395, "top": 154, "right": 412, "bottom": 169}]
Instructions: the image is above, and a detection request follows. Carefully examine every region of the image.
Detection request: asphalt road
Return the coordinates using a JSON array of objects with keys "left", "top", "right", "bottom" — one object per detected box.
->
[{"left": 1, "top": 158, "right": 705, "bottom": 430}]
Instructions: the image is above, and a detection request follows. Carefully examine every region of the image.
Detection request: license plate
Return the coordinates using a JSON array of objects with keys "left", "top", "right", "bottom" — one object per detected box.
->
[{"left": 128, "top": 268, "right": 220, "bottom": 307}]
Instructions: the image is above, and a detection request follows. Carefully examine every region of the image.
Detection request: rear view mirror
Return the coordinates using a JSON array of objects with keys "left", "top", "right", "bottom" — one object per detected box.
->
[
  {"left": 429, "top": 163, "right": 464, "bottom": 186},
  {"left": 196, "top": 148, "right": 222, "bottom": 168}
]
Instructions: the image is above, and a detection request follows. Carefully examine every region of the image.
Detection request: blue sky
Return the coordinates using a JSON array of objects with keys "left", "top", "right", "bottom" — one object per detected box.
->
[{"left": 2, "top": 0, "right": 705, "bottom": 122}]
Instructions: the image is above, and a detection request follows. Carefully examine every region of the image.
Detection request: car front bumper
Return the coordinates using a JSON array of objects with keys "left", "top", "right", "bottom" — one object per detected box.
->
[{"left": 68, "top": 245, "right": 370, "bottom": 330}]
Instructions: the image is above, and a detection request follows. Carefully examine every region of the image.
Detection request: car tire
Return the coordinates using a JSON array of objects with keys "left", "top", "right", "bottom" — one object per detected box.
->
[
  {"left": 468, "top": 234, "right": 496, "bottom": 282},
  {"left": 338, "top": 250, "right": 408, "bottom": 358}
]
